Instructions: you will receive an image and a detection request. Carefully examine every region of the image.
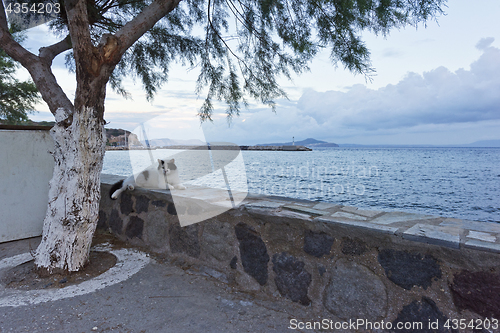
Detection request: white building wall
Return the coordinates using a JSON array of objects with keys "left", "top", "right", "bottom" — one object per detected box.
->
[{"left": 0, "top": 129, "right": 54, "bottom": 243}]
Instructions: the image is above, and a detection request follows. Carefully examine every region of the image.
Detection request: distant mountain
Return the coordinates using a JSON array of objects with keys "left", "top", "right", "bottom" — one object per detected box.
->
[
  {"left": 257, "top": 138, "right": 339, "bottom": 147},
  {"left": 337, "top": 140, "right": 500, "bottom": 148},
  {"left": 464, "top": 140, "right": 500, "bottom": 147},
  {"left": 337, "top": 143, "right": 436, "bottom": 148}
]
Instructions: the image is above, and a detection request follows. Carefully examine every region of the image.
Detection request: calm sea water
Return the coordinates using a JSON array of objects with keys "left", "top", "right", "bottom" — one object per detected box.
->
[{"left": 102, "top": 147, "right": 500, "bottom": 223}]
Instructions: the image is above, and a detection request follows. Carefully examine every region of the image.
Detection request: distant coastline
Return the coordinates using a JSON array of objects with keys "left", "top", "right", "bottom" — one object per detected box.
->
[
  {"left": 257, "top": 138, "right": 339, "bottom": 148},
  {"left": 256, "top": 137, "right": 500, "bottom": 148},
  {"left": 104, "top": 139, "right": 500, "bottom": 151},
  {"left": 336, "top": 139, "right": 500, "bottom": 148},
  {"left": 106, "top": 145, "right": 312, "bottom": 151},
  {"left": 4, "top": 123, "right": 498, "bottom": 148}
]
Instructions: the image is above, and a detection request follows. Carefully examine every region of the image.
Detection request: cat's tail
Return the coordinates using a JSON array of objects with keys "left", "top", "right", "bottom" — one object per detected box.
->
[{"left": 109, "top": 179, "right": 124, "bottom": 200}]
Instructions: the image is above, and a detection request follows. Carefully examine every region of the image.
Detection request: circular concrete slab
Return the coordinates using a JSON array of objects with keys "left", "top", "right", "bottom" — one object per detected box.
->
[{"left": 0, "top": 244, "right": 150, "bottom": 307}]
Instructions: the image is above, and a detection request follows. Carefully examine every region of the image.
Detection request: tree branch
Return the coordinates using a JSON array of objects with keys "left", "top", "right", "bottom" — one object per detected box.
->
[
  {"left": 20, "top": 59, "right": 75, "bottom": 115},
  {"left": 113, "top": 0, "right": 181, "bottom": 61},
  {"left": 0, "top": 3, "right": 74, "bottom": 116},
  {"left": 39, "top": 35, "right": 72, "bottom": 65},
  {"left": 64, "top": 0, "right": 96, "bottom": 74},
  {"left": 0, "top": 2, "right": 39, "bottom": 68},
  {"left": 0, "top": 34, "right": 36, "bottom": 67},
  {"left": 0, "top": 0, "right": 8, "bottom": 32}
]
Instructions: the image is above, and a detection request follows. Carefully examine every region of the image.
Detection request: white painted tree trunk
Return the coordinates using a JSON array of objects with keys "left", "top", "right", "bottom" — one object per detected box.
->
[{"left": 35, "top": 107, "right": 106, "bottom": 273}]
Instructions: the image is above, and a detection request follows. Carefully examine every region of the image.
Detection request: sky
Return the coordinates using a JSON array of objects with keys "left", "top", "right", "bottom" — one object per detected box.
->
[{"left": 18, "top": 0, "right": 500, "bottom": 145}]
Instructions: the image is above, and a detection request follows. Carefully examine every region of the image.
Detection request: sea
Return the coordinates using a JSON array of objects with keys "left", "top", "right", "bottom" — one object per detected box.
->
[{"left": 102, "top": 147, "right": 500, "bottom": 224}]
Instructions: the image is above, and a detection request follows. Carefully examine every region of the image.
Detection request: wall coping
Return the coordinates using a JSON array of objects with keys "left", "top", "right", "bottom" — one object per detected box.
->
[
  {"left": 0, "top": 124, "right": 52, "bottom": 131},
  {"left": 101, "top": 173, "right": 500, "bottom": 254}
]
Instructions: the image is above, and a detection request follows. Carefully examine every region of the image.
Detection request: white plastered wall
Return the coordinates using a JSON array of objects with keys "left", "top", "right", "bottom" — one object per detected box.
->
[{"left": 0, "top": 129, "right": 54, "bottom": 243}]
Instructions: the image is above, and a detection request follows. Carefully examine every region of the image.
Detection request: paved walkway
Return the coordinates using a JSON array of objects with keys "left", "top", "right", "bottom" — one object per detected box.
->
[{"left": 0, "top": 237, "right": 300, "bottom": 333}]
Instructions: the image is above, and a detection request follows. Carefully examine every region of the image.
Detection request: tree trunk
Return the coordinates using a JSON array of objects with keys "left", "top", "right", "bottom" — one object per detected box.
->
[
  {"left": 35, "top": 106, "right": 106, "bottom": 273},
  {"left": 2, "top": 0, "right": 181, "bottom": 275}
]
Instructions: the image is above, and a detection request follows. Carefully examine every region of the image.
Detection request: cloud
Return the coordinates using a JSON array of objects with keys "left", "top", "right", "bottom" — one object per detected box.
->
[
  {"left": 382, "top": 48, "right": 403, "bottom": 58},
  {"left": 476, "top": 37, "right": 495, "bottom": 50},
  {"left": 296, "top": 40, "right": 500, "bottom": 132},
  {"left": 201, "top": 39, "right": 500, "bottom": 145}
]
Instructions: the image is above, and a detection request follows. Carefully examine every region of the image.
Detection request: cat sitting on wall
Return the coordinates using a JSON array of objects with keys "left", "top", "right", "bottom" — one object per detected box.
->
[{"left": 110, "top": 158, "right": 185, "bottom": 199}]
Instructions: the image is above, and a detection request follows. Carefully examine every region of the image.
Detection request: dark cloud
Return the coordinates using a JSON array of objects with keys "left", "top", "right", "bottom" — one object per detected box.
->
[{"left": 297, "top": 40, "right": 500, "bottom": 132}]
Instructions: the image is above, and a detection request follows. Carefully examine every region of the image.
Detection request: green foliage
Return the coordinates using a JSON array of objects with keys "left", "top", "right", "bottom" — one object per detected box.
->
[
  {"left": 0, "top": 32, "right": 40, "bottom": 124},
  {"left": 55, "top": 0, "right": 446, "bottom": 121}
]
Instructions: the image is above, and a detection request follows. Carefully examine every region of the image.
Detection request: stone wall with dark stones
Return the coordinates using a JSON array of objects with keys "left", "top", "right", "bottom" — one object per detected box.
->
[{"left": 99, "top": 175, "right": 500, "bottom": 331}]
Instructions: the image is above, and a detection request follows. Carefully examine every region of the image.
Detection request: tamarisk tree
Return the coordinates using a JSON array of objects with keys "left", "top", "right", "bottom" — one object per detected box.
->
[{"left": 0, "top": 0, "right": 445, "bottom": 273}]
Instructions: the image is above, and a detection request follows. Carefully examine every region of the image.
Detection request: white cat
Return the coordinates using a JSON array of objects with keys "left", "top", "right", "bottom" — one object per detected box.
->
[{"left": 110, "top": 158, "right": 185, "bottom": 199}]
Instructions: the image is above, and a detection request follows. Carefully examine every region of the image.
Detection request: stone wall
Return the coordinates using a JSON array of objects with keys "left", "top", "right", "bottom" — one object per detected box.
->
[{"left": 99, "top": 174, "right": 500, "bottom": 332}]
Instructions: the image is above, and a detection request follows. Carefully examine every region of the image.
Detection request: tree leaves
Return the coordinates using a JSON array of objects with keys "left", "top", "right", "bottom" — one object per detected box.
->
[
  {"left": 32, "top": 0, "right": 446, "bottom": 120},
  {"left": 0, "top": 35, "right": 40, "bottom": 124}
]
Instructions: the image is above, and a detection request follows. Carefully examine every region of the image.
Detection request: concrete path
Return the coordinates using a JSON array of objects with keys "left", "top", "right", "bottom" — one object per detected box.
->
[{"left": 0, "top": 238, "right": 299, "bottom": 333}]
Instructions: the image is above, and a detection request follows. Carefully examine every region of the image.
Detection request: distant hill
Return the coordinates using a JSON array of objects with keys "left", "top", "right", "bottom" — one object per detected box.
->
[
  {"left": 105, "top": 128, "right": 141, "bottom": 147},
  {"left": 337, "top": 140, "right": 500, "bottom": 148},
  {"left": 337, "top": 143, "right": 436, "bottom": 148},
  {"left": 464, "top": 140, "right": 500, "bottom": 147},
  {"left": 257, "top": 138, "right": 339, "bottom": 147}
]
